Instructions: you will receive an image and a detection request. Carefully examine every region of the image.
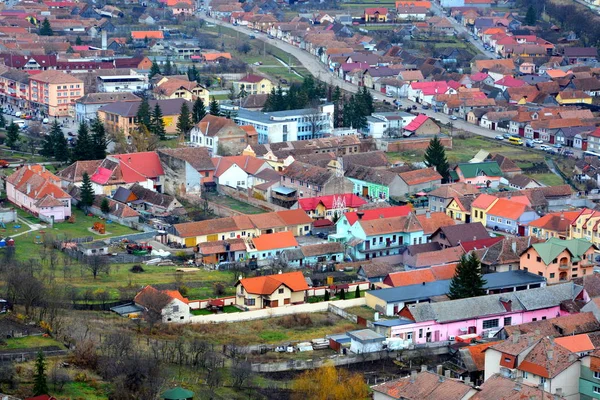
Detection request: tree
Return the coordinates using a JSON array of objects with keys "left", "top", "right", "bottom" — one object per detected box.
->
[
  {"left": 90, "top": 117, "right": 107, "bottom": 159},
  {"left": 72, "top": 121, "right": 93, "bottom": 161},
  {"left": 192, "top": 97, "right": 207, "bottom": 124},
  {"left": 357, "top": 86, "right": 374, "bottom": 115},
  {"left": 237, "top": 42, "right": 252, "bottom": 54},
  {"left": 448, "top": 253, "right": 487, "bottom": 300},
  {"left": 424, "top": 136, "right": 450, "bottom": 183},
  {"left": 150, "top": 103, "right": 166, "bottom": 140},
  {"left": 33, "top": 351, "right": 48, "bottom": 395},
  {"left": 100, "top": 197, "right": 111, "bottom": 215},
  {"left": 324, "top": 290, "right": 330, "bottom": 301},
  {"left": 79, "top": 172, "right": 94, "bottom": 213},
  {"left": 525, "top": 6, "right": 537, "bottom": 26},
  {"left": 149, "top": 60, "right": 161, "bottom": 79},
  {"left": 209, "top": 97, "right": 220, "bottom": 116},
  {"left": 176, "top": 101, "right": 193, "bottom": 138},
  {"left": 39, "top": 18, "right": 53, "bottom": 36},
  {"left": 355, "top": 285, "right": 360, "bottom": 298},
  {"left": 291, "top": 363, "right": 368, "bottom": 400},
  {"left": 85, "top": 255, "right": 110, "bottom": 280},
  {"left": 75, "top": 36, "right": 83, "bottom": 45},
  {"left": 163, "top": 57, "right": 173, "bottom": 75},
  {"left": 0, "top": 107, "right": 5, "bottom": 128},
  {"left": 5, "top": 122, "right": 19, "bottom": 150},
  {"left": 136, "top": 97, "right": 151, "bottom": 128},
  {"left": 342, "top": 96, "right": 367, "bottom": 130},
  {"left": 339, "top": 288, "right": 345, "bottom": 300},
  {"left": 41, "top": 122, "right": 58, "bottom": 157},
  {"left": 53, "top": 129, "right": 70, "bottom": 163},
  {"left": 130, "top": 124, "right": 160, "bottom": 152}
]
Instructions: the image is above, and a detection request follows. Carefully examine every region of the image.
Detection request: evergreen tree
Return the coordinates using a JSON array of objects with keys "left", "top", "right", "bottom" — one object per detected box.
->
[
  {"left": 339, "top": 288, "right": 346, "bottom": 300},
  {"left": 176, "top": 101, "right": 193, "bottom": 138},
  {"left": 72, "top": 121, "right": 92, "bottom": 161},
  {"left": 355, "top": 285, "right": 360, "bottom": 298},
  {"left": 100, "top": 197, "right": 111, "bottom": 215},
  {"left": 358, "top": 86, "right": 375, "bottom": 115},
  {"left": 209, "top": 97, "right": 220, "bottom": 116},
  {"left": 136, "top": 97, "right": 151, "bottom": 128},
  {"left": 192, "top": 97, "right": 207, "bottom": 123},
  {"left": 0, "top": 107, "right": 6, "bottom": 128},
  {"left": 238, "top": 87, "right": 248, "bottom": 99},
  {"left": 39, "top": 18, "right": 53, "bottom": 36},
  {"left": 32, "top": 351, "right": 48, "bottom": 396},
  {"left": 75, "top": 36, "right": 82, "bottom": 45},
  {"left": 151, "top": 103, "right": 166, "bottom": 140},
  {"left": 53, "top": 129, "right": 70, "bottom": 163},
  {"left": 163, "top": 57, "right": 173, "bottom": 75},
  {"left": 149, "top": 60, "right": 161, "bottom": 79},
  {"left": 525, "top": 6, "right": 537, "bottom": 26},
  {"left": 40, "top": 121, "right": 58, "bottom": 158},
  {"left": 80, "top": 172, "right": 94, "bottom": 213},
  {"left": 343, "top": 96, "right": 367, "bottom": 130},
  {"left": 262, "top": 87, "right": 277, "bottom": 112},
  {"left": 448, "top": 253, "right": 487, "bottom": 300},
  {"left": 5, "top": 122, "right": 19, "bottom": 150},
  {"left": 424, "top": 136, "right": 450, "bottom": 183},
  {"left": 90, "top": 117, "right": 107, "bottom": 159}
]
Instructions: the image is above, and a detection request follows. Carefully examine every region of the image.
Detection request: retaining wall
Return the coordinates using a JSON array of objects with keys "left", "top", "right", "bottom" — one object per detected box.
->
[{"left": 188, "top": 298, "right": 366, "bottom": 324}]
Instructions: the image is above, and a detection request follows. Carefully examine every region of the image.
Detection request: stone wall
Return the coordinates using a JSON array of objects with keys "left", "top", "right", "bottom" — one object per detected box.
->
[{"left": 381, "top": 136, "right": 453, "bottom": 153}]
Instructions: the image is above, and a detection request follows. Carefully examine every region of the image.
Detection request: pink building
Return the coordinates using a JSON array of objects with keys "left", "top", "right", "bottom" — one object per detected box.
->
[
  {"left": 6, "top": 165, "right": 72, "bottom": 222},
  {"left": 391, "top": 282, "right": 581, "bottom": 344}
]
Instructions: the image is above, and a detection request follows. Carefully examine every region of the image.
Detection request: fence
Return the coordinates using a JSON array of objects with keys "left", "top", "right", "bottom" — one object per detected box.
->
[
  {"left": 219, "top": 186, "right": 287, "bottom": 212},
  {"left": 305, "top": 282, "right": 371, "bottom": 297},
  {"left": 62, "top": 247, "right": 152, "bottom": 264},
  {"left": 188, "top": 296, "right": 236, "bottom": 310},
  {"left": 0, "top": 349, "right": 68, "bottom": 362},
  {"left": 108, "top": 230, "right": 159, "bottom": 244},
  {"left": 188, "top": 298, "right": 366, "bottom": 324}
]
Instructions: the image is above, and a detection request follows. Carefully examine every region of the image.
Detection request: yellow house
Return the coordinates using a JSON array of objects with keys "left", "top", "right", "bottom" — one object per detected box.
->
[
  {"left": 154, "top": 78, "right": 210, "bottom": 105},
  {"left": 445, "top": 196, "right": 474, "bottom": 223},
  {"left": 235, "top": 271, "right": 309, "bottom": 309},
  {"left": 569, "top": 209, "right": 600, "bottom": 247},
  {"left": 469, "top": 193, "right": 498, "bottom": 225},
  {"left": 232, "top": 74, "right": 273, "bottom": 95},
  {"left": 528, "top": 210, "right": 580, "bottom": 240},
  {"left": 364, "top": 7, "right": 388, "bottom": 22},
  {"left": 556, "top": 90, "right": 593, "bottom": 105}
]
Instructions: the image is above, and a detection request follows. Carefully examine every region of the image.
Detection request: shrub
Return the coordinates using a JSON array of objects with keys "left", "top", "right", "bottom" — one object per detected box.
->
[
  {"left": 277, "top": 313, "right": 313, "bottom": 329},
  {"left": 74, "top": 372, "right": 88, "bottom": 382},
  {"left": 213, "top": 283, "right": 226, "bottom": 297},
  {"left": 178, "top": 285, "right": 189, "bottom": 297},
  {"left": 130, "top": 265, "right": 145, "bottom": 273}
]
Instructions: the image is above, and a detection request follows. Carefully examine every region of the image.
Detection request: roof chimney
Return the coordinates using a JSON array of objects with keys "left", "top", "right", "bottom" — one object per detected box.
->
[
  {"left": 26, "top": 183, "right": 31, "bottom": 194},
  {"left": 410, "top": 370, "right": 417, "bottom": 382},
  {"left": 465, "top": 376, "right": 471, "bottom": 386},
  {"left": 547, "top": 350, "right": 553, "bottom": 360},
  {"left": 357, "top": 211, "right": 364, "bottom": 220},
  {"left": 568, "top": 353, "right": 577, "bottom": 362},
  {"left": 511, "top": 240, "right": 517, "bottom": 254},
  {"left": 444, "top": 370, "right": 451, "bottom": 378},
  {"left": 426, "top": 211, "right": 431, "bottom": 219},
  {"left": 512, "top": 331, "right": 520, "bottom": 343},
  {"left": 421, "top": 365, "right": 427, "bottom": 372},
  {"left": 278, "top": 270, "right": 282, "bottom": 274},
  {"left": 555, "top": 388, "right": 563, "bottom": 397},
  {"left": 436, "top": 365, "right": 443, "bottom": 375}
]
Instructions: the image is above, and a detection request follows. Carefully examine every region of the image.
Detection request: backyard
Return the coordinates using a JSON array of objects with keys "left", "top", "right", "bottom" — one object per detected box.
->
[{"left": 204, "top": 192, "right": 265, "bottom": 214}]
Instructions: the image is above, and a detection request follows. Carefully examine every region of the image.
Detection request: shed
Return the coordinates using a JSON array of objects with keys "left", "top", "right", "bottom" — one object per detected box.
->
[
  {"left": 78, "top": 241, "right": 110, "bottom": 256},
  {"left": 162, "top": 387, "right": 194, "bottom": 400},
  {"left": 347, "top": 329, "right": 385, "bottom": 354},
  {"left": 110, "top": 302, "right": 143, "bottom": 317},
  {"left": 327, "top": 333, "right": 351, "bottom": 352}
]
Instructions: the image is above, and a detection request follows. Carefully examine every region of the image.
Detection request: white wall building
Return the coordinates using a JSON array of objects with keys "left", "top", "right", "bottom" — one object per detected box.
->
[{"left": 97, "top": 75, "right": 149, "bottom": 93}]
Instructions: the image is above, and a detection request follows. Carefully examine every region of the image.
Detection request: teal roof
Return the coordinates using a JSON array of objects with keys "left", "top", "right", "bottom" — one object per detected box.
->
[
  {"left": 162, "top": 387, "right": 194, "bottom": 400},
  {"left": 531, "top": 237, "right": 594, "bottom": 265},
  {"left": 449, "top": 170, "right": 459, "bottom": 181},
  {"left": 456, "top": 161, "right": 502, "bottom": 179}
]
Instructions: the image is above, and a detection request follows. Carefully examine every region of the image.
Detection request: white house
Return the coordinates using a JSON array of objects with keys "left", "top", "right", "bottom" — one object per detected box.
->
[
  {"left": 134, "top": 285, "right": 190, "bottom": 323},
  {"left": 212, "top": 155, "right": 272, "bottom": 189},
  {"left": 96, "top": 74, "right": 149, "bottom": 93}
]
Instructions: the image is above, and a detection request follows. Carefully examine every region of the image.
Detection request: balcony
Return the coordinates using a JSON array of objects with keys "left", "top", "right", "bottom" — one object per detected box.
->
[{"left": 558, "top": 263, "right": 569, "bottom": 270}]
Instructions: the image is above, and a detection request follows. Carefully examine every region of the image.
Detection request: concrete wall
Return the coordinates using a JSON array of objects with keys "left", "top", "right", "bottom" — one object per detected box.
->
[
  {"left": 382, "top": 136, "right": 453, "bottom": 152},
  {"left": 188, "top": 297, "right": 366, "bottom": 324},
  {"left": 219, "top": 185, "right": 286, "bottom": 212},
  {"left": 188, "top": 296, "right": 236, "bottom": 309}
]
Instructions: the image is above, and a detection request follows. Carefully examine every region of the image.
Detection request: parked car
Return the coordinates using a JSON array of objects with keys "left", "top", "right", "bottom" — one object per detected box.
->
[
  {"left": 503, "top": 133, "right": 512, "bottom": 139},
  {"left": 422, "top": 105, "right": 429, "bottom": 110},
  {"left": 495, "top": 135, "right": 504, "bottom": 140},
  {"left": 540, "top": 144, "right": 551, "bottom": 151},
  {"left": 533, "top": 139, "right": 543, "bottom": 144},
  {"left": 563, "top": 150, "right": 574, "bottom": 156},
  {"left": 553, "top": 143, "right": 562, "bottom": 149},
  {"left": 450, "top": 115, "right": 457, "bottom": 120},
  {"left": 42, "top": 118, "right": 49, "bottom": 124}
]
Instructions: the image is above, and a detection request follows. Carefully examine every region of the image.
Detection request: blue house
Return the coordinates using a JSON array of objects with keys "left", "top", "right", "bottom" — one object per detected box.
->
[{"left": 485, "top": 198, "right": 539, "bottom": 235}]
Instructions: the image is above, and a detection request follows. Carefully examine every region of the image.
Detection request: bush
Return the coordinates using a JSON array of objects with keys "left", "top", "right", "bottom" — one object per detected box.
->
[
  {"left": 178, "top": 285, "right": 189, "bottom": 297},
  {"left": 74, "top": 372, "right": 88, "bottom": 382},
  {"left": 130, "top": 265, "right": 145, "bottom": 273},
  {"left": 213, "top": 283, "right": 226, "bottom": 297},
  {"left": 277, "top": 313, "right": 313, "bottom": 329}
]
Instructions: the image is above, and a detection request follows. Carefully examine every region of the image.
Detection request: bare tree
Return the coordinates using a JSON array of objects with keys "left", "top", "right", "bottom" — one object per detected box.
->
[
  {"left": 231, "top": 361, "right": 253, "bottom": 389},
  {"left": 5, "top": 265, "right": 45, "bottom": 315},
  {"left": 85, "top": 255, "right": 110, "bottom": 279},
  {"left": 135, "top": 287, "right": 173, "bottom": 331},
  {"left": 50, "top": 364, "right": 71, "bottom": 392}
]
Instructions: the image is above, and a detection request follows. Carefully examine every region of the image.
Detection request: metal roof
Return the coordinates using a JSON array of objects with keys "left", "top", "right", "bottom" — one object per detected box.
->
[{"left": 347, "top": 329, "right": 385, "bottom": 343}]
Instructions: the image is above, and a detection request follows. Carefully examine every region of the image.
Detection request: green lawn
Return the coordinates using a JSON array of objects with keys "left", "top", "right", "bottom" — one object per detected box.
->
[
  {"left": 256, "top": 66, "right": 305, "bottom": 83},
  {"left": 205, "top": 193, "right": 265, "bottom": 214},
  {"left": 58, "top": 382, "right": 110, "bottom": 400},
  {"left": 529, "top": 173, "right": 565, "bottom": 187},
  {"left": 3, "top": 335, "right": 64, "bottom": 350},
  {"left": 191, "top": 308, "right": 212, "bottom": 315}
]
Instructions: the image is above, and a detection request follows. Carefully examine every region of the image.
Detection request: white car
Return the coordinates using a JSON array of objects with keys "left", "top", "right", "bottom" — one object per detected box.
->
[
  {"left": 450, "top": 115, "right": 458, "bottom": 120},
  {"left": 540, "top": 144, "right": 551, "bottom": 151},
  {"left": 495, "top": 135, "right": 504, "bottom": 140},
  {"left": 533, "top": 139, "right": 543, "bottom": 144}
]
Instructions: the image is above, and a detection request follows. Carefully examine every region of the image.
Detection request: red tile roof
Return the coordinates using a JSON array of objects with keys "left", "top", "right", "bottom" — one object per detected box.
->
[
  {"left": 399, "top": 167, "right": 442, "bottom": 185},
  {"left": 131, "top": 30, "right": 164, "bottom": 39},
  {"left": 110, "top": 152, "right": 165, "bottom": 180},
  {"left": 238, "top": 271, "right": 308, "bottom": 295},
  {"left": 252, "top": 231, "right": 298, "bottom": 251},
  {"left": 554, "top": 334, "right": 594, "bottom": 353},
  {"left": 239, "top": 74, "right": 269, "bottom": 83},
  {"left": 416, "top": 212, "right": 455, "bottom": 235},
  {"left": 345, "top": 205, "right": 412, "bottom": 225},
  {"left": 385, "top": 263, "right": 457, "bottom": 287},
  {"left": 298, "top": 193, "right": 366, "bottom": 211},
  {"left": 460, "top": 236, "right": 503, "bottom": 252},
  {"left": 466, "top": 341, "right": 502, "bottom": 371},
  {"left": 404, "top": 114, "right": 431, "bottom": 132}
]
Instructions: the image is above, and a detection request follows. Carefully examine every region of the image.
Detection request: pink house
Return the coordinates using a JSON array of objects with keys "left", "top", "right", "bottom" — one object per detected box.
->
[
  {"left": 6, "top": 165, "right": 72, "bottom": 222},
  {"left": 391, "top": 282, "right": 582, "bottom": 344}
]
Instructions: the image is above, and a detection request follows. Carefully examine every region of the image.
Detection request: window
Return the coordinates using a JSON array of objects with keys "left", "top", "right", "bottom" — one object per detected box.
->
[
  {"left": 538, "top": 272, "right": 543, "bottom": 277},
  {"left": 594, "top": 371, "right": 600, "bottom": 379},
  {"left": 527, "top": 254, "right": 530, "bottom": 259},
  {"left": 229, "top": 232, "right": 235, "bottom": 238},
  {"left": 550, "top": 273, "right": 555, "bottom": 279},
  {"left": 418, "top": 329, "right": 423, "bottom": 338},
  {"left": 522, "top": 371, "right": 528, "bottom": 379},
  {"left": 540, "top": 377, "right": 546, "bottom": 385},
  {"left": 552, "top": 258, "right": 557, "bottom": 264},
  {"left": 172, "top": 305, "right": 179, "bottom": 313},
  {"left": 536, "top": 257, "right": 541, "bottom": 262},
  {"left": 595, "top": 386, "right": 600, "bottom": 394},
  {"left": 278, "top": 288, "right": 284, "bottom": 294},
  {"left": 503, "top": 317, "right": 512, "bottom": 326},
  {"left": 482, "top": 319, "right": 499, "bottom": 329},
  {"left": 532, "top": 318, "right": 537, "bottom": 322},
  {"left": 245, "top": 298, "right": 255, "bottom": 306}
]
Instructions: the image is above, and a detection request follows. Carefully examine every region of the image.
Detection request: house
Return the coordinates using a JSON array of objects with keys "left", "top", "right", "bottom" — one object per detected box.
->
[
  {"left": 416, "top": 211, "right": 455, "bottom": 240},
  {"left": 357, "top": 262, "right": 398, "bottom": 283},
  {"left": 157, "top": 147, "right": 216, "bottom": 195},
  {"left": 568, "top": 208, "right": 600, "bottom": 248},
  {"left": 98, "top": 98, "right": 191, "bottom": 135},
  {"left": 364, "top": 7, "right": 388, "bottom": 22},
  {"left": 29, "top": 70, "right": 84, "bottom": 117},
  {"left": 297, "top": 193, "right": 366, "bottom": 220},
  {"left": 484, "top": 336, "right": 581, "bottom": 398},
  {"left": 472, "top": 374, "right": 557, "bottom": 400},
  {"left": 97, "top": 74, "right": 149, "bottom": 93},
  {"left": 232, "top": 74, "right": 273, "bottom": 95},
  {"left": 248, "top": 231, "right": 299, "bottom": 265},
  {"left": 556, "top": 90, "right": 593, "bottom": 105},
  {"left": 579, "top": 350, "right": 600, "bottom": 399},
  {"left": 348, "top": 329, "right": 386, "bottom": 354},
  {"left": 496, "top": 312, "right": 600, "bottom": 340},
  {"left": 392, "top": 282, "right": 582, "bottom": 345},
  {"left": 367, "top": 270, "right": 546, "bottom": 317},
  {"left": 402, "top": 115, "right": 441, "bottom": 136},
  {"left": 234, "top": 271, "right": 308, "bottom": 309},
  {"left": 445, "top": 196, "right": 475, "bottom": 223},
  {"left": 507, "top": 174, "right": 542, "bottom": 190},
  {"left": 527, "top": 210, "right": 580, "bottom": 240},
  {"left": 330, "top": 205, "right": 412, "bottom": 242},
  {"left": 131, "top": 30, "right": 164, "bottom": 42},
  {"left": 134, "top": 285, "right": 190, "bottom": 323},
  {"left": 344, "top": 164, "right": 405, "bottom": 201},
  {"left": 277, "top": 161, "right": 354, "bottom": 204},
  {"left": 484, "top": 198, "right": 539, "bottom": 235},
  {"left": 519, "top": 237, "right": 596, "bottom": 284},
  {"left": 405, "top": 246, "right": 464, "bottom": 269},
  {"left": 154, "top": 78, "right": 210, "bottom": 105},
  {"left": 78, "top": 193, "right": 140, "bottom": 226},
  {"left": 450, "top": 162, "right": 503, "bottom": 188},
  {"left": 563, "top": 47, "right": 598, "bottom": 64},
  {"left": 383, "top": 262, "right": 456, "bottom": 287},
  {"left": 488, "top": 154, "right": 522, "bottom": 178},
  {"left": 469, "top": 236, "right": 537, "bottom": 274},
  {"left": 75, "top": 92, "right": 140, "bottom": 123},
  {"left": 190, "top": 114, "right": 251, "bottom": 155},
  {"left": 372, "top": 370, "right": 477, "bottom": 400},
  {"left": 6, "top": 165, "right": 72, "bottom": 223},
  {"left": 168, "top": 209, "right": 313, "bottom": 247},
  {"left": 397, "top": 168, "right": 442, "bottom": 196},
  {"left": 211, "top": 155, "right": 272, "bottom": 189},
  {"left": 428, "top": 182, "right": 480, "bottom": 213},
  {"left": 430, "top": 222, "right": 490, "bottom": 248},
  {"left": 138, "top": 14, "right": 156, "bottom": 24},
  {"left": 282, "top": 242, "right": 345, "bottom": 268},
  {"left": 195, "top": 238, "right": 247, "bottom": 265},
  {"left": 124, "top": 183, "right": 182, "bottom": 214}
]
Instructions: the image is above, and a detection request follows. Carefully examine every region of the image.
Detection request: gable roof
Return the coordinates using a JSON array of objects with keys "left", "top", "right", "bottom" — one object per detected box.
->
[
  {"left": 415, "top": 212, "right": 455, "bottom": 235},
  {"left": 431, "top": 222, "right": 490, "bottom": 246},
  {"left": 459, "top": 341, "right": 502, "bottom": 372},
  {"left": 385, "top": 263, "right": 457, "bottom": 287},
  {"left": 472, "top": 374, "right": 555, "bottom": 400},
  {"left": 398, "top": 167, "right": 442, "bottom": 186},
  {"left": 298, "top": 193, "right": 366, "bottom": 211},
  {"left": 252, "top": 231, "right": 298, "bottom": 251},
  {"left": 428, "top": 182, "right": 480, "bottom": 199},
  {"left": 456, "top": 161, "right": 502, "bottom": 178},
  {"left": 358, "top": 261, "right": 396, "bottom": 278},
  {"left": 158, "top": 147, "right": 215, "bottom": 172},
  {"left": 530, "top": 237, "right": 595, "bottom": 265},
  {"left": 344, "top": 205, "right": 412, "bottom": 225},
  {"left": 486, "top": 198, "right": 533, "bottom": 220},
  {"left": 412, "top": 247, "right": 464, "bottom": 268},
  {"left": 358, "top": 213, "right": 423, "bottom": 236},
  {"left": 238, "top": 271, "right": 308, "bottom": 295},
  {"left": 528, "top": 210, "right": 580, "bottom": 232},
  {"left": 502, "top": 312, "right": 600, "bottom": 337},
  {"left": 519, "top": 337, "right": 576, "bottom": 378},
  {"left": 372, "top": 370, "right": 473, "bottom": 400}
]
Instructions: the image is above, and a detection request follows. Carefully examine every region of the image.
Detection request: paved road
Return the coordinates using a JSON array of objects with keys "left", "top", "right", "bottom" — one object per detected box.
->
[{"left": 430, "top": 1, "right": 490, "bottom": 56}]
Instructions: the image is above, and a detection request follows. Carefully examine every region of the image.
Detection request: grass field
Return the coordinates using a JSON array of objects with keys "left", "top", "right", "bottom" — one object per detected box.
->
[
  {"left": 529, "top": 173, "right": 565, "bottom": 187},
  {"left": 4, "top": 335, "right": 64, "bottom": 350},
  {"left": 205, "top": 193, "right": 265, "bottom": 214}
]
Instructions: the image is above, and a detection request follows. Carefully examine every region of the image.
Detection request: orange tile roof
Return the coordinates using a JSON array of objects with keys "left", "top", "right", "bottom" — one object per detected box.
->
[
  {"left": 385, "top": 263, "right": 457, "bottom": 287},
  {"left": 238, "top": 271, "right": 308, "bottom": 295},
  {"left": 486, "top": 198, "right": 531, "bottom": 220},
  {"left": 471, "top": 193, "right": 498, "bottom": 209},
  {"left": 131, "top": 30, "right": 164, "bottom": 40},
  {"left": 466, "top": 341, "right": 502, "bottom": 371},
  {"left": 398, "top": 167, "right": 442, "bottom": 185},
  {"left": 554, "top": 334, "right": 594, "bottom": 353},
  {"left": 252, "top": 231, "right": 298, "bottom": 251},
  {"left": 395, "top": 0, "right": 431, "bottom": 8},
  {"left": 416, "top": 212, "right": 455, "bottom": 235},
  {"left": 276, "top": 209, "right": 313, "bottom": 226},
  {"left": 203, "top": 52, "right": 232, "bottom": 61},
  {"left": 241, "top": 125, "right": 258, "bottom": 136}
]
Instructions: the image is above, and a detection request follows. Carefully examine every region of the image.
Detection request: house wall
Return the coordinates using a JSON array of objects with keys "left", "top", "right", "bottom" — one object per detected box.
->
[
  {"left": 217, "top": 164, "right": 250, "bottom": 189},
  {"left": 349, "top": 222, "right": 424, "bottom": 260},
  {"left": 522, "top": 362, "right": 580, "bottom": 398},
  {"left": 485, "top": 210, "right": 539, "bottom": 232},
  {"left": 30, "top": 77, "right": 84, "bottom": 117},
  {"left": 235, "top": 283, "right": 304, "bottom": 309},
  {"left": 348, "top": 177, "right": 389, "bottom": 201},
  {"left": 6, "top": 181, "right": 71, "bottom": 222},
  {"left": 446, "top": 200, "right": 469, "bottom": 222},
  {"left": 520, "top": 246, "right": 595, "bottom": 284},
  {"left": 579, "top": 362, "right": 600, "bottom": 399},
  {"left": 390, "top": 305, "right": 562, "bottom": 345},
  {"left": 350, "top": 339, "right": 384, "bottom": 354},
  {"left": 161, "top": 298, "right": 190, "bottom": 323}
]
